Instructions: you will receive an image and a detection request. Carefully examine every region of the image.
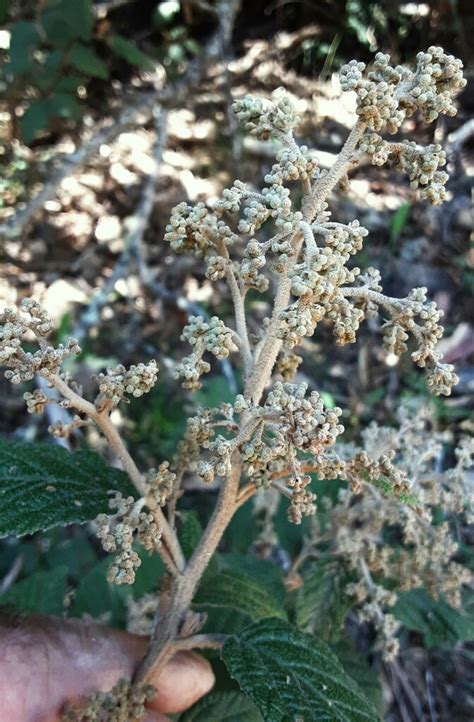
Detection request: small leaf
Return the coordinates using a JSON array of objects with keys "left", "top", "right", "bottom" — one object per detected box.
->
[
  {"left": 69, "top": 43, "right": 109, "bottom": 79},
  {"left": 71, "top": 559, "right": 129, "bottom": 626},
  {"left": 390, "top": 202, "right": 411, "bottom": 243},
  {"left": 0, "top": 439, "right": 136, "bottom": 537},
  {"left": 178, "top": 690, "right": 263, "bottom": 722},
  {"left": 296, "top": 559, "right": 350, "bottom": 642},
  {"left": 195, "top": 569, "right": 286, "bottom": 621},
  {"left": 108, "top": 34, "right": 155, "bottom": 69},
  {"left": 49, "top": 93, "right": 82, "bottom": 121},
  {"left": 222, "top": 618, "right": 380, "bottom": 722},
  {"left": 42, "top": 0, "right": 93, "bottom": 45},
  {"left": 0, "top": 566, "right": 68, "bottom": 616},
  {"left": 20, "top": 100, "right": 50, "bottom": 143},
  {"left": 220, "top": 553, "right": 286, "bottom": 606},
  {"left": 7, "top": 21, "right": 39, "bottom": 76},
  {"left": 180, "top": 510, "right": 203, "bottom": 560},
  {"left": 394, "top": 588, "right": 474, "bottom": 647}
]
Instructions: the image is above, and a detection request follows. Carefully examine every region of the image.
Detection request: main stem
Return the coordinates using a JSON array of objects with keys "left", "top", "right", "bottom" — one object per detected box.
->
[{"left": 135, "top": 117, "right": 368, "bottom": 686}]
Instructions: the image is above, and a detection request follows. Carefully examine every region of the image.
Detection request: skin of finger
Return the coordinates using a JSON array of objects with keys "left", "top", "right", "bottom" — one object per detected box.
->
[
  {"left": 0, "top": 614, "right": 214, "bottom": 721},
  {"left": 147, "top": 650, "right": 215, "bottom": 714},
  {"left": 143, "top": 713, "right": 170, "bottom": 722}
]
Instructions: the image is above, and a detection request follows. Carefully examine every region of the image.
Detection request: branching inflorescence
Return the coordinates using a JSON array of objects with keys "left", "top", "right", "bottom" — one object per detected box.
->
[{"left": 0, "top": 47, "right": 470, "bottom": 690}]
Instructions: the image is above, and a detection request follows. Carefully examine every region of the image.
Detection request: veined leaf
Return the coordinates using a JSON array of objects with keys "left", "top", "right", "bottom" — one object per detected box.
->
[
  {"left": 69, "top": 43, "right": 109, "bottom": 79},
  {"left": 222, "top": 618, "right": 381, "bottom": 722},
  {"left": 220, "top": 553, "right": 286, "bottom": 605},
  {"left": 180, "top": 510, "right": 203, "bottom": 560},
  {"left": 178, "top": 691, "right": 263, "bottom": 722},
  {"left": 0, "top": 439, "right": 135, "bottom": 537},
  {"left": 394, "top": 588, "right": 474, "bottom": 647},
  {"left": 296, "top": 558, "right": 350, "bottom": 642},
  {"left": 0, "top": 566, "right": 68, "bottom": 616},
  {"left": 108, "top": 34, "right": 155, "bottom": 69},
  {"left": 194, "top": 569, "right": 286, "bottom": 621}
]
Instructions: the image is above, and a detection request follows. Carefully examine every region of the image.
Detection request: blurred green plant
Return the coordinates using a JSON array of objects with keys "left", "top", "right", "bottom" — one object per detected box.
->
[{"left": 0, "top": 0, "right": 160, "bottom": 143}]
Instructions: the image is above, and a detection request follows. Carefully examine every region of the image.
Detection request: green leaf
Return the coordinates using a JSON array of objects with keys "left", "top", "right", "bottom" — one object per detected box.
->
[
  {"left": 180, "top": 510, "right": 203, "bottom": 560},
  {"left": 49, "top": 92, "right": 82, "bottom": 121},
  {"left": 7, "top": 21, "right": 39, "bottom": 76},
  {"left": 222, "top": 618, "right": 380, "bottom": 722},
  {"left": 45, "top": 534, "right": 97, "bottom": 580},
  {"left": 195, "top": 569, "right": 286, "bottom": 621},
  {"left": 199, "top": 606, "right": 253, "bottom": 636},
  {"left": 394, "top": 588, "right": 474, "bottom": 647},
  {"left": 296, "top": 559, "right": 350, "bottom": 642},
  {"left": 195, "top": 376, "right": 235, "bottom": 408},
  {"left": 0, "top": 566, "right": 68, "bottom": 616},
  {"left": 42, "top": 0, "right": 93, "bottom": 45},
  {"left": 220, "top": 553, "right": 286, "bottom": 606},
  {"left": 224, "top": 502, "right": 258, "bottom": 554},
  {"left": 71, "top": 558, "right": 129, "bottom": 625},
  {"left": 333, "top": 637, "right": 383, "bottom": 714},
  {"left": 108, "top": 34, "right": 155, "bottom": 69},
  {"left": 132, "top": 549, "right": 165, "bottom": 599},
  {"left": 0, "top": 439, "right": 136, "bottom": 537},
  {"left": 178, "top": 691, "right": 263, "bottom": 722},
  {"left": 167, "top": 42, "right": 185, "bottom": 65},
  {"left": 20, "top": 100, "right": 51, "bottom": 143},
  {"left": 390, "top": 202, "right": 411, "bottom": 243},
  {"left": 68, "top": 43, "right": 109, "bottom": 79},
  {"left": 55, "top": 76, "right": 86, "bottom": 93}
]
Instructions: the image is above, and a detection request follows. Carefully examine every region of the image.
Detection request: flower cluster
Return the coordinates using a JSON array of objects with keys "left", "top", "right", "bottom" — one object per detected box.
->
[
  {"left": 62, "top": 678, "right": 155, "bottom": 722},
  {"left": 164, "top": 201, "right": 237, "bottom": 258},
  {"left": 175, "top": 316, "right": 238, "bottom": 390},
  {"left": 96, "top": 473, "right": 172, "bottom": 584},
  {"left": 304, "top": 405, "right": 473, "bottom": 660},
  {"left": 96, "top": 361, "right": 158, "bottom": 407},
  {"left": 0, "top": 301, "right": 80, "bottom": 383},
  {"left": 340, "top": 47, "right": 466, "bottom": 134},
  {"left": 232, "top": 91, "right": 300, "bottom": 140},
  {"left": 360, "top": 134, "right": 449, "bottom": 204}
]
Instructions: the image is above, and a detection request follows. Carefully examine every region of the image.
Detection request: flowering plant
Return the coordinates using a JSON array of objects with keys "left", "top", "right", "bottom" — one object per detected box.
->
[{"left": 0, "top": 47, "right": 471, "bottom": 721}]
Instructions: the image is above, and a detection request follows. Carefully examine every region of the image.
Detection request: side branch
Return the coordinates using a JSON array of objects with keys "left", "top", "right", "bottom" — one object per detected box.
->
[{"left": 49, "top": 373, "right": 185, "bottom": 572}]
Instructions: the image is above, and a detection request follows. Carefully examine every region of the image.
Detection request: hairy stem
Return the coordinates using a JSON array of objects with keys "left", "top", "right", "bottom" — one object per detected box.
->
[
  {"left": 303, "top": 120, "right": 366, "bottom": 222},
  {"left": 49, "top": 373, "right": 185, "bottom": 572}
]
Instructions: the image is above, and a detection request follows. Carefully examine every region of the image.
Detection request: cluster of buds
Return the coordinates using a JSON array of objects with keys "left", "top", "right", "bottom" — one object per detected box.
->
[
  {"left": 62, "top": 678, "right": 155, "bottom": 722},
  {"left": 96, "top": 486, "right": 165, "bottom": 585},
  {"left": 287, "top": 474, "right": 316, "bottom": 524},
  {"left": 175, "top": 316, "right": 238, "bottom": 390},
  {"left": 265, "top": 145, "right": 319, "bottom": 185},
  {"left": 277, "top": 234, "right": 364, "bottom": 348},
  {"left": 264, "top": 382, "right": 344, "bottom": 454},
  {"left": 165, "top": 201, "right": 237, "bottom": 258},
  {"left": 0, "top": 301, "right": 80, "bottom": 383},
  {"left": 361, "top": 134, "right": 449, "bottom": 205},
  {"left": 304, "top": 405, "right": 474, "bottom": 659},
  {"left": 232, "top": 90, "right": 300, "bottom": 140},
  {"left": 275, "top": 351, "right": 303, "bottom": 380},
  {"left": 176, "top": 409, "right": 214, "bottom": 466},
  {"left": 340, "top": 47, "right": 466, "bottom": 135},
  {"left": 146, "top": 461, "right": 176, "bottom": 509},
  {"left": 95, "top": 361, "right": 158, "bottom": 407},
  {"left": 376, "top": 286, "right": 459, "bottom": 395}
]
